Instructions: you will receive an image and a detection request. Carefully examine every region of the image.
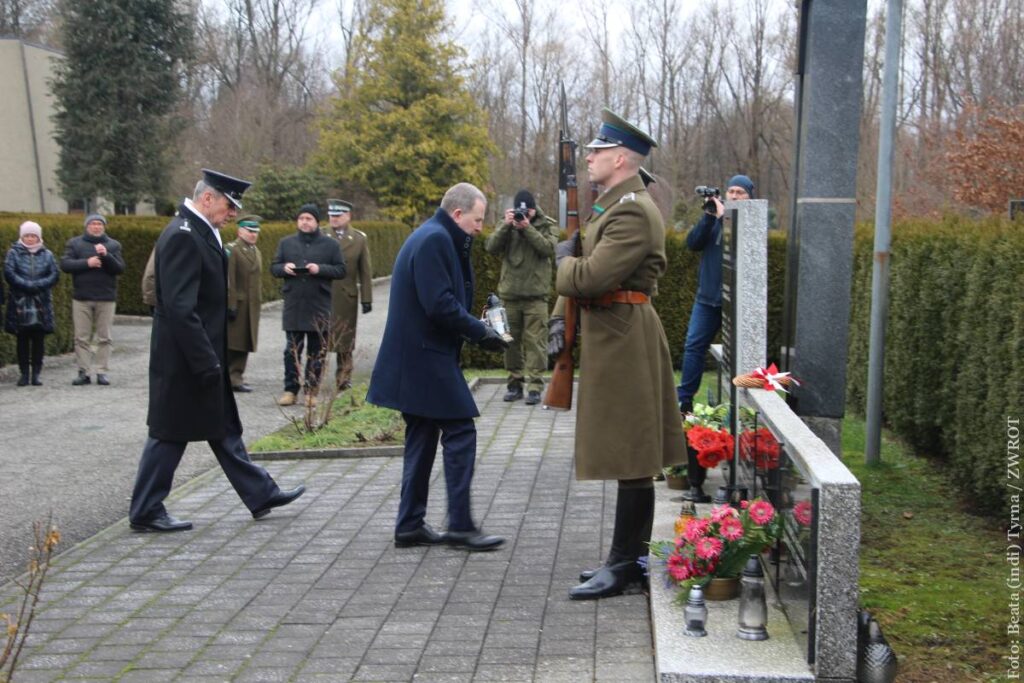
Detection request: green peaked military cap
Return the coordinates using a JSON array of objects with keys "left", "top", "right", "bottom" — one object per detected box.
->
[
  {"left": 237, "top": 215, "right": 263, "bottom": 231},
  {"left": 327, "top": 199, "right": 353, "bottom": 216},
  {"left": 585, "top": 109, "right": 657, "bottom": 156},
  {"left": 202, "top": 168, "right": 252, "bottom": 209}
]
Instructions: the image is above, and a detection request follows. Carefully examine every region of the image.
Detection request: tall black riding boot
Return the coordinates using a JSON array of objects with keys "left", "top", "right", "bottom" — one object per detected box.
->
[
  {"left": 17, "top": 363, "right": 29, "bottom": 387},
  {"left": 31, "top": 364, "right": 43, "bottom": 386},
  {"left": 681, "top": 444, "right": 711, "bottom": 502},
  {"left": 570, "top": 484, "right": 655, "bottom": 600}
]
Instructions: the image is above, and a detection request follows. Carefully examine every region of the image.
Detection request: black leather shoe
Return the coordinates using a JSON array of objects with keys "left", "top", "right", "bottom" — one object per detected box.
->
[
  {"left": 569, "top": 560, "right": 645, "bottom": 600},
  {"left": 680, "top": 485, "right": 712, "bottom": 503},
  {"left": 394, "top": 523, "right": 446, "bottom": 548},
  {"left": 503, "top": 387, "right": 523, "bottom": 402},
  {"left": 524, "top": 390, "right": 541, "bottom": 405},
  {"left": 130, "top": 512, "right": 193, "bottom": 533},
  {"left": 232, "top": 384, "right": 253, "bottom": 393},
  {"left": 579, "top": 567, "right": 599, "bottom": 582},
  {"left": 252, "top": 485, "right": 306, "bottom": 519},
  {"left": 445, "top": 529, "right": 505, "bottom": 551},
  {"left": 96, "top": 374, "right": 110, "bottom": 386},
  {"left": 72, "top": 371, "right": 91, "bottom": 386}
]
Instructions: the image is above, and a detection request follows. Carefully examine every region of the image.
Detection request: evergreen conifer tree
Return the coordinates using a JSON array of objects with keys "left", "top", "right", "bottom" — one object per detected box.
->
[
  {"left": 317, "top": 0, "right": 493, "bottom": 224},
  {"left": 52, "top": 0, "right": 192, "bottom": 213}
]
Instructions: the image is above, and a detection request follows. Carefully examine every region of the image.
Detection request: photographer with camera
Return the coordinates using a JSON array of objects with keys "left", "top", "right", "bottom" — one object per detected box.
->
[
  {"left": 677, "top": 175, "right": 754, "bottom": 502},
  {"left": 484, "top": 189, "right": 558, "bottom": 405}
]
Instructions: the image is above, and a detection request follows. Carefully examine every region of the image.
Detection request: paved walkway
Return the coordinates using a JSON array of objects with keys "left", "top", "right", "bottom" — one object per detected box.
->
[
  {"left": 0, "top": 281, "right": 390, "bottom": 586},
  {"left": 0, "top": 284, "right": 655, "bottom": 681}
]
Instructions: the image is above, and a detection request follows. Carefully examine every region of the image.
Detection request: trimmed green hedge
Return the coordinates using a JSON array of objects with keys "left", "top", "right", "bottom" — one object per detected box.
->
[
  {"left": 462, "top": 229, "right": 789, "bottom": 371},
  {"left": 0, "top": 212, "right": 408, "bottom": 366},
  {"left": 845, "top": 216, "right": 1024, "bottom": 516}
]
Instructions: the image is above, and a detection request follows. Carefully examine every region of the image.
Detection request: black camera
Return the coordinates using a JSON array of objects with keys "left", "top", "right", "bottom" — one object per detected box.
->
[
  {"left": 695, "top": 185, "right": 720, "bottom": 212},
  {"left": 512, "top": 210, "right": 527, "bottom": 223}
]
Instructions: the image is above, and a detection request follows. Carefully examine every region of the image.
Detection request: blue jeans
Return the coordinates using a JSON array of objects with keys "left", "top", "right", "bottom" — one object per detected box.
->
[{"left": 677, "top": 302, "right": 722, "bottom": 406}]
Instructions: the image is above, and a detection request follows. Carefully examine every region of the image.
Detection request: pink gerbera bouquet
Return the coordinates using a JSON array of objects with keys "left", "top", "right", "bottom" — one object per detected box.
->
[{"left": 650, "top": 498, "right": 783, "bottom": 598}]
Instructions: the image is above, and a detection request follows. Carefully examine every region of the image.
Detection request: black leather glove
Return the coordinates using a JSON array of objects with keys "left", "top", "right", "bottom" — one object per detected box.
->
[
  {"left": 362, "top": 302, "right": 372, "bottom": 314},
  {"left": 547, "top": 316, "right": 566, "bottom": 356},
  {"left": 477, "top": 326, "right": 510, "bottom": 353},
  {"left": 199, "top": 365, "right": 222, "bottom": 389},
  {"left": 227, "top": 308, "right": 238, "bottom": 321},
  {"left": 554, "top": 232, "right": 580, "bottom": 267}
]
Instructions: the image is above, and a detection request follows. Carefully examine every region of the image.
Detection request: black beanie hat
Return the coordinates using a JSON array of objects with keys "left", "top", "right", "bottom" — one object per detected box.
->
[
  {"left": 512, "top": 190, "right": 536, "bottom": 211},
  {"left": 296, "top": 203, "right": 321, "bottom": 222}
]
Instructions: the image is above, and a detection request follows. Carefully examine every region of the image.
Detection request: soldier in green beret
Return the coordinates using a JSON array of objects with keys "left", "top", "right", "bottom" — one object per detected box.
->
[
  {"left": 549, "top": 109, "right": 686, "bottom": 600},
  {"left": 226, "top": 215, "right": 263, "bottom": 392}
]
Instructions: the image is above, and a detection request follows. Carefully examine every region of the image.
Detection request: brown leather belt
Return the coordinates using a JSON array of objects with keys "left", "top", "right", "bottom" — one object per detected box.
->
[{"left": 578, "top": 289, "right": 650, "bottom": 308}]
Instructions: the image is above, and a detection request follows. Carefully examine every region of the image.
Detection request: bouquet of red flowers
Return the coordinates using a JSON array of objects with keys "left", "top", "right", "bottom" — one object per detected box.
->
[
  {"left": 650, "top": 498, "right": 783, "bottom": 598},
  {"left": 686, "top": 424, "right": 734, "bottom": 468},
  {"left": 739, "top": 427, "right": 781, "bottom": 470}
]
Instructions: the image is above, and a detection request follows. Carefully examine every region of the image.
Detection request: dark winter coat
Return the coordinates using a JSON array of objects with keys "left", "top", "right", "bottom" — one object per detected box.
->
[
  {"left": 4, "top": 243, "right": 59, "bottom": 335},
  {"left": 270, "top": 230, "right": 346, "bottom": 332},
  {"left": 147, "top": 202, "right": 240, "bottom": 442},
  {"left": 59, "top": 233, "right": 125, "bottom": 301},
  {"left": 367, "top": 208, "right": 489, "bottom": 420},
  {"left": 686, "top": 212, "right": 723, "bottom": 307}
]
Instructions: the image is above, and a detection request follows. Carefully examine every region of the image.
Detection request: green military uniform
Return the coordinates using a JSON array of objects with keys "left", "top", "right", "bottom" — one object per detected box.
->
[
  {"left": 484, "top": 205, "right": 557, "bottom": 398},
  {"left": 553, "top": 109, "right": 685, "bottom": 601},
  {"left": 329, "top": 223, "right": 373, "bottom": 388},
  {"left": 555, "top": 175, "right": 685, "bottom": 479},
  {"left": 141, "top": 248, "right": 156, "bottom": 308},
  {"left": 225, "top": 218, "right": 263, "bottom": 388}
]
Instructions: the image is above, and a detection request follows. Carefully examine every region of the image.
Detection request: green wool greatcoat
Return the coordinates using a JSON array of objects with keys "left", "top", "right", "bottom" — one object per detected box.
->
[
  {"left": 555, "top": 174, "right": 686, "bottom": 480},
  {"left": 329, "top": 228, "right": 373, "bottom": 353},
  {"left": 226, "top": 239, "right": 262, "bottom": 352}
]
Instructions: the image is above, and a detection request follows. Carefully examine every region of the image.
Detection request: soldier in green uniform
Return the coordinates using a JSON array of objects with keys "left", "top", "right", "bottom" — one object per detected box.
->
[
  {"left": 484, "top": 190, "right": 558, "bottom": 405},
  {"left": 327, "top": 199, "right": 373, "bottom": 390},
  {"left": 549, "top": 109, "right": 686, "bottom": 600},
  {"left": 226, "top": 215, "right": 263, "bottom": 392}
]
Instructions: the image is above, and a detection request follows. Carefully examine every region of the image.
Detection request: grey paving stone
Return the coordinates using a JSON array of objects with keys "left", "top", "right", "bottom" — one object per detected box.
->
[
  {"left": 3, "top": 670, "right": 63, "bottom": 682},
  {"left": 295, "top": 657, "right": 361, "bottom": 676},
  {"left": 471, "top": 663, "right": 535, "bottom": 681},
  {"left": 350, "top": 662, "right": 424, "bottom": 681},
  {"left": 118, "top": 668, "right": 182, "bottom": 682},
  {"left": 416, "top": 655, "right": 478, "bottom": 673},
  {"left": 62, "top": 659, "right": 131, "bottom": 678}
]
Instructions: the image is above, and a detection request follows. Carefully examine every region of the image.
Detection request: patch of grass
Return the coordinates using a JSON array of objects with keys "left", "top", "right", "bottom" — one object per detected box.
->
[
  {"left": 250, "top": 382, "right": 403, "bottom": 452},
  {"left": 841, "top": 416, "right": 1004, "bottom": 682}
]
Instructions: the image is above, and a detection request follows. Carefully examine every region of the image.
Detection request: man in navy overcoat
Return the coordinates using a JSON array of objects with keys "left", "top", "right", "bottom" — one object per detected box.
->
[{"left": 367, "top": 183, "right": 508, "bottom": 551}]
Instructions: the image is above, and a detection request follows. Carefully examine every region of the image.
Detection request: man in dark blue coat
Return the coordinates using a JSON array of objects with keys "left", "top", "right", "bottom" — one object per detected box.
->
[
  {"left": 128, "top": 169, "right": 305, "bottom": 532},
  {"left": 368, "top": 182, "right": 509, "bottom": 551},
  {"left": 677, "top": 174, "right": 753, "bottom": 503}
]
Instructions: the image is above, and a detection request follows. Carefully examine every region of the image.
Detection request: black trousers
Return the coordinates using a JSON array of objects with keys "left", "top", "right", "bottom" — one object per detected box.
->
[
  {"left": 283, "top": 330, "right": 325, "bottom": 393},
  {"left": 16, "top": 329, "right": 45, "bottom": 369},
  {"left": 129, "top": 425, "right": 279, "bottom": 524}
]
